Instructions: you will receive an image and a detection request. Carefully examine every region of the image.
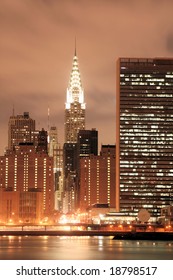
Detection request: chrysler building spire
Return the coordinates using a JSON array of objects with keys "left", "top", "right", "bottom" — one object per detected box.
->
[{"left": 65, "top": 46, "right": 86, "bottom": 143}]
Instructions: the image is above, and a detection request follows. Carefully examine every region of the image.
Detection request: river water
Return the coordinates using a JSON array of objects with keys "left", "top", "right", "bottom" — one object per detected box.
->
[{"left": 0, "top": 236, "right": 173, "bottom": 260}]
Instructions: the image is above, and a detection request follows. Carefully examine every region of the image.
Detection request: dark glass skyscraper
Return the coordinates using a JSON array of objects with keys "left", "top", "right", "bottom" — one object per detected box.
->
[
  {"left": 77, "top": 128, "right": 98, "bottom": 157},
  {"left": 116, "top": 58, "right": 173, "bottom": 218}
]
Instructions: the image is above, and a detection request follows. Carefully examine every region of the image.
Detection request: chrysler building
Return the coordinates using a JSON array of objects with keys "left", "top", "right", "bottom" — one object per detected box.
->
[{"left": 65, "top": 47, "right": 86, "bottom": 143}]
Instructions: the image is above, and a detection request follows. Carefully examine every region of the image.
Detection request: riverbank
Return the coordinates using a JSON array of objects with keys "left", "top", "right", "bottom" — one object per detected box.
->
[{"left": 0, "top": 230, "right": 173, "bottom": 240}]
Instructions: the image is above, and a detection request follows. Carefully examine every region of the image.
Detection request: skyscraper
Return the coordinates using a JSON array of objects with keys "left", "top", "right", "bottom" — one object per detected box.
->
[
  {"left": 48, "top": 126, "right": 59, "bottom": 157},
  {"left": 37, "top": 128, "right": 48, "bottom": 153},
  {"left": 116, "top": 58, "right": 173, "bottom": 218},
  {"left": 48, "top": 126, "right": 64, "bottom": 211},
  {"left": 65, "top": 48, "right": 85, "bottom": 143},
  {"left": 63, "top": 47, "right": 86, "bottom": 212},
  {"left": 8, "top": 112, "right": 36, "bottom": 151},
  {"left": 77, "top": 129, "right": 98, "bottom": 157}
]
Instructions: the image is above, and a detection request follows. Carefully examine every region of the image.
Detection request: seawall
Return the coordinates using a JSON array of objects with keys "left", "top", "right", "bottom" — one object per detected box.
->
[{"left": 0, "top": 230, "right": 173, "bottom": 240}]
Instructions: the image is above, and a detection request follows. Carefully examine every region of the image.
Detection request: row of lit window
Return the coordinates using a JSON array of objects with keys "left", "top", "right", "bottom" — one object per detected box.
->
[{"left": 120, "top": 73, "right": 173, "bottom": 78}]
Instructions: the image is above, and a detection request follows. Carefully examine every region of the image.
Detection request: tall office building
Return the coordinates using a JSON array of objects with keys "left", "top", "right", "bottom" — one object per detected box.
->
[
  {"left": 77, "top": 129, "right": 98, "bottom": 157},
  {"left": 37, "top": 128, "right": 48, "bottom": 153},
  {"left": 65, "top": 48, "right": 86, "bottom": 143},
  {"left": 63, "top": 47, "right": 86, "bottom": 212},
  {"left": 49, "top": 126, "right": 59, "bottom": 157},
  {"left": 116, "top": 58, "right": 173, "bottom": 218},
  {"left": 62, "top": 143, "right": 78, "bottom": 213},
  {"left": 63, "top": 143, "right": 78, "bottom": 179},
  {"left": 8, "top": 112, "right": 36, "bottom": 151}
]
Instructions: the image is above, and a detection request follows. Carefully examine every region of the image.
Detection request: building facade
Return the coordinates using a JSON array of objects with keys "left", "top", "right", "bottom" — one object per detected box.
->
[
  {"left": 48, "top": 126, "right": 64, "bottom": 211},
  {"left": 77, "top": 129, "right": 98, "bottom": 157},
  {"left": 63, "top": 48, "right": 86, "bottom": 212},
  {"left": 80, "top": 145, "right": 116, "bottom": 211},
  {"left": 116, "top": 58, "right": 173, "bottom": 218},
  {"left": 0, "top": 143, "right": 54, "bottom": 223},
  {"left": 37, "top": 128, "right": 48, "bottom": 153},
  {"left": 62, "top": 143, "right": 78, "bottom": 213},
  {"left": 8, "top": 112, "right": 37, "bottom": 151}
]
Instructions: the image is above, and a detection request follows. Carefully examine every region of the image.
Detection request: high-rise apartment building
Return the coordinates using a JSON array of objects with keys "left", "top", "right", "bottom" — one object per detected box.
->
[
  {"left": 80, "top": 145, "right": 116, "bottom": 211},
  {"left": 8, "top": 112, "right": 36, "bottom": 151},
  {"left": 65, "top": 49, "right": 85, "bottom": 143},
  {"left": 116, "top": 58, "right": 173, "bottom": 218},
  {"left": 0, "top": 143, "right": 54, "bottom": 223}
]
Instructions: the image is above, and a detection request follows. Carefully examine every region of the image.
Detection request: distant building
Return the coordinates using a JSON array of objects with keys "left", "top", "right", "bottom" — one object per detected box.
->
[
  {"left": 159, "top": 205, "right": 173, "bottom": 225},
  {"left": 0, "top": 143, "right": 54, "bottom": 223},
  {"left": 80, "top": 144, "right": 116, "bottom": 211},
  {"left": 116, "top": 58, "right": 173, "bottom": 217},
  {"left": 63, "top": 143, "right": 78, "bottom": 179},
  {"left": 77, "top": 129, "right": 98, "bottom": 157},
  {"left": 63, "top": 143, "right": 78, "bottom": 213},
  {"left": 48, "top": 126, "right": 64, "bottom": 211},
  {"left": 8, "top": 112, "right": 37, "bottom": 151},
  {"left": 49, "top": 126, "right": 59, "bottom": 157},
  {"left": 76, "top": 129, "right": 98, "bottom": 211},
  {"left": 37, "top": 128, "right": 48, "bottom": 153},
  {"left": 63, "top": 46, "right": 86, "bottom": 212},
  {"left": 65, "top": 48, "right": 85, "bottom": 143}
]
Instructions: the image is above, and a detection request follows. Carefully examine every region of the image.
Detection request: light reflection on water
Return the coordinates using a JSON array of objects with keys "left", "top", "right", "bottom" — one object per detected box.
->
[{"left": 0, "top": 236, "right": 173, "bottom": 260}]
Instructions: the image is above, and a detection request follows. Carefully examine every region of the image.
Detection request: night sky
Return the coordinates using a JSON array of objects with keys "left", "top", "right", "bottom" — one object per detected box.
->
[{"left": 0, "top": 0, "right": 173, "bottom": 154}]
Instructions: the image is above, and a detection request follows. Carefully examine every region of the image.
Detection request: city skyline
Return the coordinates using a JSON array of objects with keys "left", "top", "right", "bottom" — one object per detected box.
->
[{"left": 1, "top": 0, "right": 173, "bottom": 154}]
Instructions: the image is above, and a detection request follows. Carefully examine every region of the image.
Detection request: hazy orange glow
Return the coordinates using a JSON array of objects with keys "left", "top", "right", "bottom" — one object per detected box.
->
[{"left": 0, "top": 0, "right": 173, "bottom": 154}]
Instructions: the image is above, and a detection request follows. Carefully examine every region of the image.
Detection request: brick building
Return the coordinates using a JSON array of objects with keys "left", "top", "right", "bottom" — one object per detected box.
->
[
  {"left": 80, "top": 145, "right": 116, "bottom": 211},
  {"left": 0, "top": 143, "right": 54, "bottom": 223}
]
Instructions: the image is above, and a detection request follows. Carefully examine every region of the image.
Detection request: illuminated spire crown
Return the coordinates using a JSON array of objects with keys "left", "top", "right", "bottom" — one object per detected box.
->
[
  {"left": 66, "top": 45, "right": 85, "bottom": 107},
  {"left": 68, "top": 54, "right": 82, "bottom": 100}
]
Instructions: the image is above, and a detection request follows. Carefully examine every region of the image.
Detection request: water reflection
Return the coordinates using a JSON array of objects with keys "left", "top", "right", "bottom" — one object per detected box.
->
[{"left": 0, "top": 236, "right": 173, "bottom": 260}]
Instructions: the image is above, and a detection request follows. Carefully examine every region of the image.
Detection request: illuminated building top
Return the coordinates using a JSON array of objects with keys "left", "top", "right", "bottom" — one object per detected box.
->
[
  {"left": 65, "top": 47, "right": 86, "bottom": 143},
  {"left": 65, "top": 50, "right": 85, "bottom": 110}
]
